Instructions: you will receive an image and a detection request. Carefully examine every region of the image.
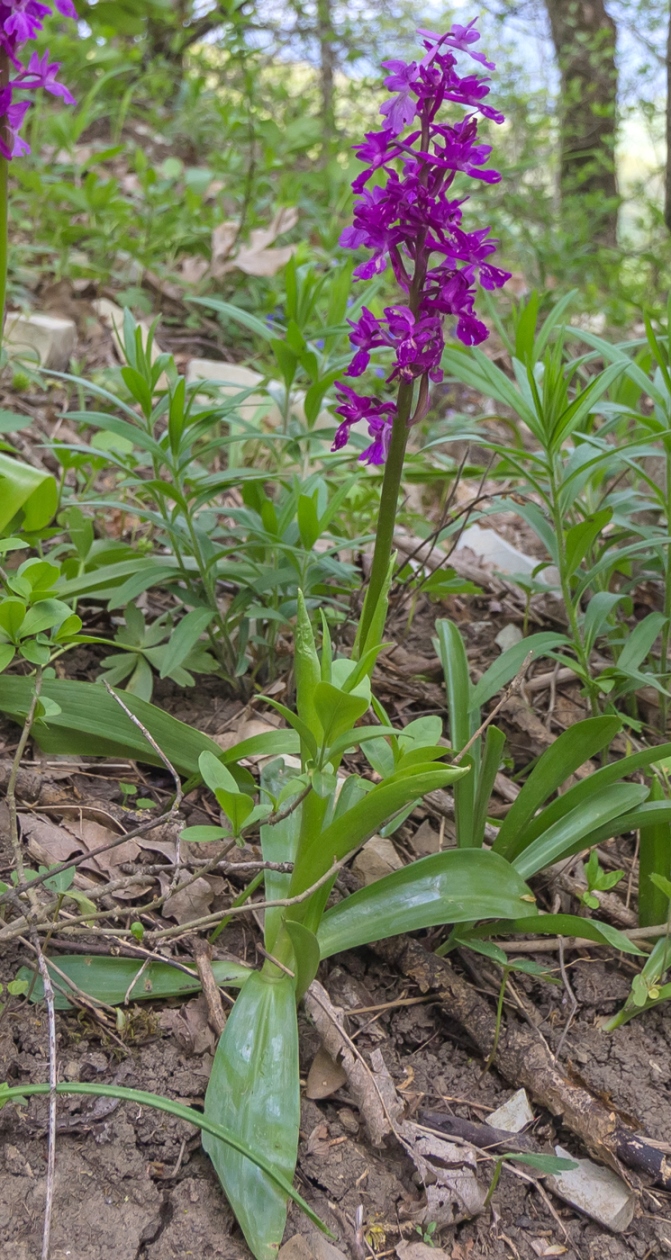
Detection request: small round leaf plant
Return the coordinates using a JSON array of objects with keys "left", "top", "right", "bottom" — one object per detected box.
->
[
  {"left": 0, "top": 0, "right": 76, "bottom": 327},
  {"left": 336, "top": 20, "right": 510, "bottom": 642}
]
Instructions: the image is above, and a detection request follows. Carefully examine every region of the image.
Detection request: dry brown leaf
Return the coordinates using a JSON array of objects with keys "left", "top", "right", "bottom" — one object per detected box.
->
[
  {"left": 232, "top": 244, "right": 296, "bottom": 277},
  {"left": 401, "top": 1123, "right": 485, "bottom": 1226},
  {"left": 159, "top": 994, "right": 216, "bottom": 1056},
  {"left": 306, "top": 1121, "right": 332, "bottom": 1157},
  {"left": 306, "top": 1046, "right": 348, "bottom": 1100},
  {"left": 211, "top": 220, "right": 239, "bottom": 273},
  {"left": 164, "top": 876, "right": 213, "bottom": 924},
  {"left": 22, "top": 815, "right": 82, "bottom": 866},
  {"left": 65, "top": 817, "right": 139, "bottom": 873},
  {"left": 179, "top": 256, "right": 209, "bottom": 285}
]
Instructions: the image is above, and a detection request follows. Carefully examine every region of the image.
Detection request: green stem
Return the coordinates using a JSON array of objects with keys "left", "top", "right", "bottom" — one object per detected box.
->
[
  {"left": 358, "top": 379, "right": 414, "bottom": 646},
  {"left": 550, "top": 467, "right": 599, "bottom": 715},
  {"left": 0, "top": 155, "right": 7, "bottom": 341}
]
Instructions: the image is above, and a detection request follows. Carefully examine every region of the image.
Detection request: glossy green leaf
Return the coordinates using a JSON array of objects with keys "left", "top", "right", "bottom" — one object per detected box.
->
[
  {"left": 435, "top": 618, "right": 472, "bottom": 746},
  {"left": 285, "top": 920, "right": 320, "bottom": 1000},
  {"left": 316, "top": 850, "right": 537, "bottom": 957},
  {"left": 294, "top": 764, "right": 469, "bottom": 892},
  {"left": 0, "top": 677, "right": 223, "bottom": 773},
  {"left": 260, "top": 758, "right": 303, "bottom": 954},
  {"left": 493, "top": 717, "right": 621, "bottom": 860},
  {"left": 159, "top": 607, "right": 214, "bottom": 678},
  {"left": 513, "top": 783, "right": 648, "bottom": 879},
  {"left": 469, "top": 913, "right": 644, "bottom": 954},
  {"left": 19, "top": 955, "right": 252, "bottom": 1010},
  {"left": 204, "top": 972, "right": 300, "bottom": 1260},
  {"left": 313, "top": 681, "right": 369, "bottom": 748},
  {"left": 0, "top": 453, "right": 57, "bottom": 531},
  {"left": 639, "top": 779, "right": 671, "bottom": 927}
]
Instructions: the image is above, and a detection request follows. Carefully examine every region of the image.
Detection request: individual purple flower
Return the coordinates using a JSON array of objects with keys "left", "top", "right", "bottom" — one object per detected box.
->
[
  {"left": 0, "top": 0, "right": 76, "bottom": 159},
  {"left": 333, "top": 382, "right": 396, "bottom": 465},
  {"left": 333, "top": 19, "right": 510, "bottom": 464}
]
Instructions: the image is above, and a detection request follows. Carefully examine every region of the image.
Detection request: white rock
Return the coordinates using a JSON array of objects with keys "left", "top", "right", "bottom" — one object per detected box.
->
[
  {"left": 186, "top": 357, "right": 335, "bottom": 433},
  {"left": 488, "top": 1088, "right": 535, "bottom": 1133},
  {"left": 4, "top": 312, "right": 76, "bottom": 370},
  {"left": 547, "top": 1145, "right": 636, "bottom": 1232},
  {"left": 187, "top": 357, "right": 282, "bottom": 426},
  {"left": 494, "top": 623, "right": 523, "bottom": 652},
  {"left": 278, "top": 1233, "right": 348, "bottom": 1260},
  {"left": 352, "top": 835, "right": 403, "bottom": 885},
  {"left": 456, "top": 523, "right": 559, "bottom": 589}
]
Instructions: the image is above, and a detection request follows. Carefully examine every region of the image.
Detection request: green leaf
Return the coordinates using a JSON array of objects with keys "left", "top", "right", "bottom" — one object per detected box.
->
[
  {"left": 0, "top": 1080, "right": 325, "bottom": 1231},
  {"left": 180, "top": 826, "right": 228, "bottom": 843},
  {"left": 317, "top": 850, "right": 536, "bottom": 957},
  {"left": 504, "top": 1153, "right": 578, "bottom": 1173},
  {"left": 0, "top": 677, "right": 224, "bottom": 773},
  {"left": 640, "top": 779, "right": 671, "bottom": 927},
  {"left": 470, "top": 913, "right": 644, "bottom": 954},
  {"left": 493, "top": 717, "right": 621, "bottom": 861},
  {"left": 513, "top": 783, "right": 648, "bottom": 879},
  {"left": 435, "top": 618, "right": 472, "bottom": 747},
  {"left": 285, "top": 920, "right": 320, "bottom": 1000},
  {"left": 313, "top": 682, "right": 369, "bottom": 749},
  {"left": 19, "top": 956, "right": 253, "bottom": 1010},
  {"left": 159, "top": 607, "right": 214, "bottom": 679},
  {"left": 259, "top": 758, "right": 303, "bottom": 954},
  {"left": 0, "top": 453, "right": 57, "bottom": 531},
  {"left": 204, "top": 972, "right": 300, "bottom": 1260},
  {"left": 564, "top": 509, "right": 612, "bottom": 578},
  {"left": 0, "top": 409, "right": 33, "bottom": 434},
  {"left": 294, "top": 765, "right": 469, "bottom": 892},
  {"left": 470, "top": 632, "right": 568, "bottom": 712}
]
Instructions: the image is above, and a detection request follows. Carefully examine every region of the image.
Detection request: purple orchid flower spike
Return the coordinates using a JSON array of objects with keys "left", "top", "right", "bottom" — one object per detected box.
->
[
  {"left": 0, "top": 0, "right": 76, "bottom": 159},
  {"left": 333, "top": 18, "right": 510, "bottom": 469},
  {"left": 0, "top": 0, "right": 77, "bottom": 333},
  {"left": 335, "top": 22, "right": 510, "bottom": 644}
]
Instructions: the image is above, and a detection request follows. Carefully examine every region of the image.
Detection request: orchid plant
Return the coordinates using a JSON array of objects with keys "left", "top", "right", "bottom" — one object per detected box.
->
[
  {"left": 0, "top": 0, "right": 76, "bottom": 329},
  {"left": 333, "top": 20, "right": 510, "bottom": 642}
]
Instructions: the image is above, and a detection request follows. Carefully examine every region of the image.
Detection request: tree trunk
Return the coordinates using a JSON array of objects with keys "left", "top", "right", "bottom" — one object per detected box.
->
[
  {"left": 316, "top": 0, "right": 337, "bottom": 142},
  {"left": 659, "top": 0, "right": 664, "bottom": 231},
  {"left": 545, "top": 0, "right": 619, "bottom": 248}
]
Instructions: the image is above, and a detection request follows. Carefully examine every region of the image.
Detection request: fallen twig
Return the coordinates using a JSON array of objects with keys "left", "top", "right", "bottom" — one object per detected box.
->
[{"left": 373, "top": 935, "right": 671, "bottom": 1189}]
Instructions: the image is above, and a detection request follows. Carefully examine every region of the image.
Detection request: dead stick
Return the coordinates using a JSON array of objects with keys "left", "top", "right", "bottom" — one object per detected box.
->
[{"left": 372, "top": 935, "right": 671, "bottom": 1189}]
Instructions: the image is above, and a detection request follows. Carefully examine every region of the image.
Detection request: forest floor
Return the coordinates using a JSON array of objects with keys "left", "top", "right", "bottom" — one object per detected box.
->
[{"left": 1, "top": 298, "right": 670, "bottom": 1260}]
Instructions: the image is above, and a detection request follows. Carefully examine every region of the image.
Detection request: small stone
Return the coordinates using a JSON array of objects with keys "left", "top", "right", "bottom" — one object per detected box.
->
[
  {"left": 337, "top": 1107, "right": 359, "bottom": 1134},
  {"left": 547, "top": 1145, "right": 636, "bottom": 1233},
  {"left": 494, "top": 623, "right": 523, "bottom": 652},
  {"left": 278, "top": 1232, "right": 349, "bottom": 1260},
  {"left": 306, "top": 1046, "right": 347, "bottom": 1100},
  {"left": 456, "top": 522, "right": 560, "bottom": 590},
  {"left": 488, "top": 1088, "right": 535, "bottom": 1133},
  {"left": 396, "top": 1242, "right": 450, "bottom": 1260},
  {"left": 352, "top": 835, "right": 403, "bottom": 885},
  {"left": 63, "top": 1059, "right": 80, "bottom": 1082},
  {"left": 4, "top": 312, "right": 76, "bottom": 370}
]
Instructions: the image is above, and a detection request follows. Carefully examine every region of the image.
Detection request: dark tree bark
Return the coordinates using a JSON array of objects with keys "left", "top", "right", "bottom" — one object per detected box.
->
[
  {"left": 316, "top": 0, "right": 337, "bottom": 140},
  {"left": 659, "top": 0, "right": 664, "bottom": 231},
  {"left": 545, "top": 0, "right": 619, "bottom": 247}
]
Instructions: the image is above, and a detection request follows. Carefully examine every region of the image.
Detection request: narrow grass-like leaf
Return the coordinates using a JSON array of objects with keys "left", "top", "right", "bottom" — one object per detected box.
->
[
  {"left": 0, "top": 1081, "right": 324, "bottom": 1228},
  {"left": 0, "top": 677, "right": 223, "bottom": 773},
  {"left": 493, "top": 717, "right": 621, "bottom": 860}
]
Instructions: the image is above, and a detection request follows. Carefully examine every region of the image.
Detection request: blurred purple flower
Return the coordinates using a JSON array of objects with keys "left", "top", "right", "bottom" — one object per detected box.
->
[
  {"left": 0, "top": 0, "right": 76, "bottom": 159},
  {"left": 333, "top": 19, "right": 510, "bottom": 464}
]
